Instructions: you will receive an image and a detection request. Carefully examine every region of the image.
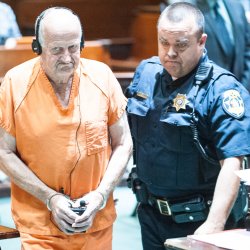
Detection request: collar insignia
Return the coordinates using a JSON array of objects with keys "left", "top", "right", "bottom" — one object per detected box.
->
[
  {"left": 222, "top": 90, "right": 245, "bottom": 119},
  {"left": 173, "top": 93, "right": 189, "bottom": 111}
]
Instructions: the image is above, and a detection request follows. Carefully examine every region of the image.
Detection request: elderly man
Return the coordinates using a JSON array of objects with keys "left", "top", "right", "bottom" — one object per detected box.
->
[
  {"left": 126, "top": 2, "right": 250, "bottom": 250},
  {"left": 0, "top": 7, "right": 132, "bottom": 250}
]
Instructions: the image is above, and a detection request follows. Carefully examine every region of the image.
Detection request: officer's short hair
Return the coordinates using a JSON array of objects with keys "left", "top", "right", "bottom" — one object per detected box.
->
[{"left": 158, "top": 2, "right": 204, "bottom": 39}]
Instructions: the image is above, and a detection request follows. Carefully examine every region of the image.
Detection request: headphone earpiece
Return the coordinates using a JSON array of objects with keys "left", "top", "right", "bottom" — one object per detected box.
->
[
  {"left": 32, "top": 38, "right": 42, "bottom": 55},
  {"left": 80, "top": 38, "right": 84, "bottom": 51},
  {"left": 32, "top": 7, "right": 84, "bottom": 55}
]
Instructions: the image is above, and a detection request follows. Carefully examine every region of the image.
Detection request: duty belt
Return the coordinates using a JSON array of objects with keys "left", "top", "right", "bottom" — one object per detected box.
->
[
  {"left": 147, "top": 194, "right": 211, "bottom": 222},
  {"left": 127, "top": 166, "right": 211, "bottom": 223},
  {"left": 149, "top": 197, "right": 172, "bottom": 216}
]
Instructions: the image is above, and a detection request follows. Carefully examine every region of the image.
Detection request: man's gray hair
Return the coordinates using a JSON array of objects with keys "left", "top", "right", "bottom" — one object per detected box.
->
[{"left": 35, "top": 7, "right": 82, "bottom": 47}]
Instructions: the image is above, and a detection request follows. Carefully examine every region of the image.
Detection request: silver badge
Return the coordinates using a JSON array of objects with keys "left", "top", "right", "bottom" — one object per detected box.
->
[
  {"left": 173, "top": 93, "right": 189, "bottom": 111},
  {"left": 222, "top": 90, "right": 245, "bottom": 119}
]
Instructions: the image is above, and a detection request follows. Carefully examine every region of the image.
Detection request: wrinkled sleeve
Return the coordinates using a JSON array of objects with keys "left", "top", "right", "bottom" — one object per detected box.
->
[
  {"left": 0, "top": 74, "right": 16, "bottom": 137},
  {"left": 206, "top": 75, "right": 250, "bottom": 159},
  {"left": 107, "top": 67, "right": 127, "bottom": 127}
]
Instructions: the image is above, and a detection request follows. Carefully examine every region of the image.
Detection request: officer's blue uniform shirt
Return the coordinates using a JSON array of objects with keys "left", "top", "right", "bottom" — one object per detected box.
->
[{"left": 126, "top": 53, "right": 250, "bottom": 198}]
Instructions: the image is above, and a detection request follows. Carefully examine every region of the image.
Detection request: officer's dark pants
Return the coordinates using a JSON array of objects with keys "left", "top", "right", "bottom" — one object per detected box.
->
[
  {"left": 137, "top": 203, "right": 245, "bottom": 250},
  {"left": 137, "top": 203, "right": 205, "bottom": 250}
]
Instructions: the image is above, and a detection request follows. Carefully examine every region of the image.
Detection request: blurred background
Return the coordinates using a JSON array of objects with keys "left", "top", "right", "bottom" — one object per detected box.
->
[{"left": 1, "top": 0, "right": 250, "bottom": 249}]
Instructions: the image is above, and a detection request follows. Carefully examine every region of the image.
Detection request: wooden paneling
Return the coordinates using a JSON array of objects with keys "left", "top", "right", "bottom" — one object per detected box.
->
[
  {"left": 0, "top": 44, "right": 37, "bottom": 77},
  {"left": 3, "top": 0, "right": 161, "bottom": 39},
  {"left": 106, "top": 6, "right": 160, "bottom": 72},
  {"left": 82, "top": 40, "right": 110, "bottom": 63},
  {"left": 131, "top": 5, "right": 160, "bottom": 59}
]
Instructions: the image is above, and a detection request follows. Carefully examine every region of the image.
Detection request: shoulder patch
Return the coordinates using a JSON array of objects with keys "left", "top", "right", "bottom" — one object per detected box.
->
[{"left": 222, "top": 90, "right": 245, "bottom": 119}]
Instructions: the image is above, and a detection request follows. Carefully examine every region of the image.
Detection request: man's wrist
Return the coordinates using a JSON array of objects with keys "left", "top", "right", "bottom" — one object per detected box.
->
[
  {"left": 95, "top": 190, "right": 107, "bottom": 210},
  {"left": 46, "top": 193, "right": 64, "bottom": 211}
]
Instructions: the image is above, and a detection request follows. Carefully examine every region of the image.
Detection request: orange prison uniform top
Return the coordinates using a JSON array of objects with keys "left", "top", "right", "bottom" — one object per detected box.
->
[{"left": 0, "top": 58, "right": 127, "bottom": 245}]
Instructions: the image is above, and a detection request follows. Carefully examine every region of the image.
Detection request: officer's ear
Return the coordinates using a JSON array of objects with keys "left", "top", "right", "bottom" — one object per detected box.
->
[{"left": 199, "top": 33, "right": 207, "bottom": 47}]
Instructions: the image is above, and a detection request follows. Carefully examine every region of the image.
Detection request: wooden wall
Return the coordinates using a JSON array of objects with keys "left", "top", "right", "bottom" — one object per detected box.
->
[
  {"left": 131, "top": 5, "right": 159, "bottom": 59},
  {"left": 2, "top": 0, "right": 161, "bottom": 40}
]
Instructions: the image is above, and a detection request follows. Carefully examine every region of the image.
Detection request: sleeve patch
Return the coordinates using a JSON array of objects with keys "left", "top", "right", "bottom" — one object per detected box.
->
[{"left": 222, "top": 90, "right": 245, "bottom": 119}]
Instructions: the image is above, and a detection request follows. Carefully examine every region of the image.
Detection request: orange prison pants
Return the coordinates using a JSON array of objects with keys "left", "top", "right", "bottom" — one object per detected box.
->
[{"left": 20, "top": 225, "right": 112, "bottom": 250}]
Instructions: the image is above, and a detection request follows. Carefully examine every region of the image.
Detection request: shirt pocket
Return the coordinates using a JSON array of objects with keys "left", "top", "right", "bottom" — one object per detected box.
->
[{"left": 85, "top": 120, "right": 108, "bottom": 155}]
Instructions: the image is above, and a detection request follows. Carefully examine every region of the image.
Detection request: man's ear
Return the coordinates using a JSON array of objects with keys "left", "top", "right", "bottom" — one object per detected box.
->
[{"left": 199, "top": 33, "right": 207, "bottom": 46}]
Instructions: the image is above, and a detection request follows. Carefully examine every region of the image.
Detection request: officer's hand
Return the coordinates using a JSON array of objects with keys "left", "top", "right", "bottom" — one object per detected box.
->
[
  {"left": 49, "top": 194, "right": 79, "bottom": 235},
  {"left": 194, "top": 220, "right": 225, "bottom": 235},
  {"left": 71, "top": 191, "right": 105, "bottom": 233}
]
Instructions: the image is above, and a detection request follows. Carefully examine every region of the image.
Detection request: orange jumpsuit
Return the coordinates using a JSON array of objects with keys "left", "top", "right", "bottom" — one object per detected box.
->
[{"left": 0, "top": 57, "right": 127, "bottom": 249}]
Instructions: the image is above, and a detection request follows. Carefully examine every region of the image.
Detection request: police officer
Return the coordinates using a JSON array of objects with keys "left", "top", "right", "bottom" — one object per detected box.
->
[{"left": 126, "top": 2, "right": 250, "bottom": 250}]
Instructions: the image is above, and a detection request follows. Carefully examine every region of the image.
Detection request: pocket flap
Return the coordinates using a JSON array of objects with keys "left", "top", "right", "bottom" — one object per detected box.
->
[{"left": 85, "top": 120, "right": 108, "bottom": 155}]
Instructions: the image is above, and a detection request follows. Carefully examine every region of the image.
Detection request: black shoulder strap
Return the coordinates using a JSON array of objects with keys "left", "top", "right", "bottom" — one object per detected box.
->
[{"left": 191, "top": 62, "right": 219, "bottom": 165}]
